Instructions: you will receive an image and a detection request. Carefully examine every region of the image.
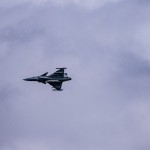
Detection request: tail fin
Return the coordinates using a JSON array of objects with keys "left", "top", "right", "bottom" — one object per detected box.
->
[{"left": 56, "top": 67, "right": 67, "bottom": 69}]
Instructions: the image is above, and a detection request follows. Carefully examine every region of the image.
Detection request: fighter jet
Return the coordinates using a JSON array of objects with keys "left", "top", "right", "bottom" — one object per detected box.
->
[{"left": 23, "top": 68, "right": 71, "bottom": 91}]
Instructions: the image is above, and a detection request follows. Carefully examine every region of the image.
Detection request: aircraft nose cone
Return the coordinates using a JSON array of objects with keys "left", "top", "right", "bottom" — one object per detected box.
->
[
  {"left": 69, "top": 77, "right": 72, "bottom": 80},
  {"left": 23, "top": 78, "right": 30, "bottom": 81},
  {"left": 23, "top": 77, "right": 38, "bottom": 81}
]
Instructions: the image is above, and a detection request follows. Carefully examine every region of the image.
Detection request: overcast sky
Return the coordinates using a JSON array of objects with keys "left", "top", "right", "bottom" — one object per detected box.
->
[{"left": 0, "top": 0, "right": 150, "bottom": 150}]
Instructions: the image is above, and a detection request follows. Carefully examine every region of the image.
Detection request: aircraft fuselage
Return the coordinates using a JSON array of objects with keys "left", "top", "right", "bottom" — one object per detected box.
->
[
  {"left": 23, "top": 68, "right": 71, "bottom": 91},
  {"left": 23, "top": 76, "right": 71, "bottom": 83}
]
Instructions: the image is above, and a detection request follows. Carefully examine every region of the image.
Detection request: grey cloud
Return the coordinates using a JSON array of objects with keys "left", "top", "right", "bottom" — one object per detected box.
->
[
  {"left": 1, "top": 1, "right": 150, "bottom": 150},
  {"left": 0, "top": 0, "right": 125, "bottom": 9}
]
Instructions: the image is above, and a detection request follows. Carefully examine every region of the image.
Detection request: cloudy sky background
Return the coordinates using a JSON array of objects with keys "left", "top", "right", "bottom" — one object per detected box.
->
[{"left": 1, "top": 0, "right": 150, "bottom": 149}]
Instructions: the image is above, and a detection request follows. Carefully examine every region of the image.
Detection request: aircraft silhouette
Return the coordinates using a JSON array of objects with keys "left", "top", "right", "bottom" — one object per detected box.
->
[{"left": 23, "top": 68, "right": 71, "bottom": 91}]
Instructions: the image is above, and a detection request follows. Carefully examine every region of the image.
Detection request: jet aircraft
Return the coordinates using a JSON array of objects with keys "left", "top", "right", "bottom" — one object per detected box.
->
[{"left": 23, "top": 68, "right": 71, "bottom": 91}]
